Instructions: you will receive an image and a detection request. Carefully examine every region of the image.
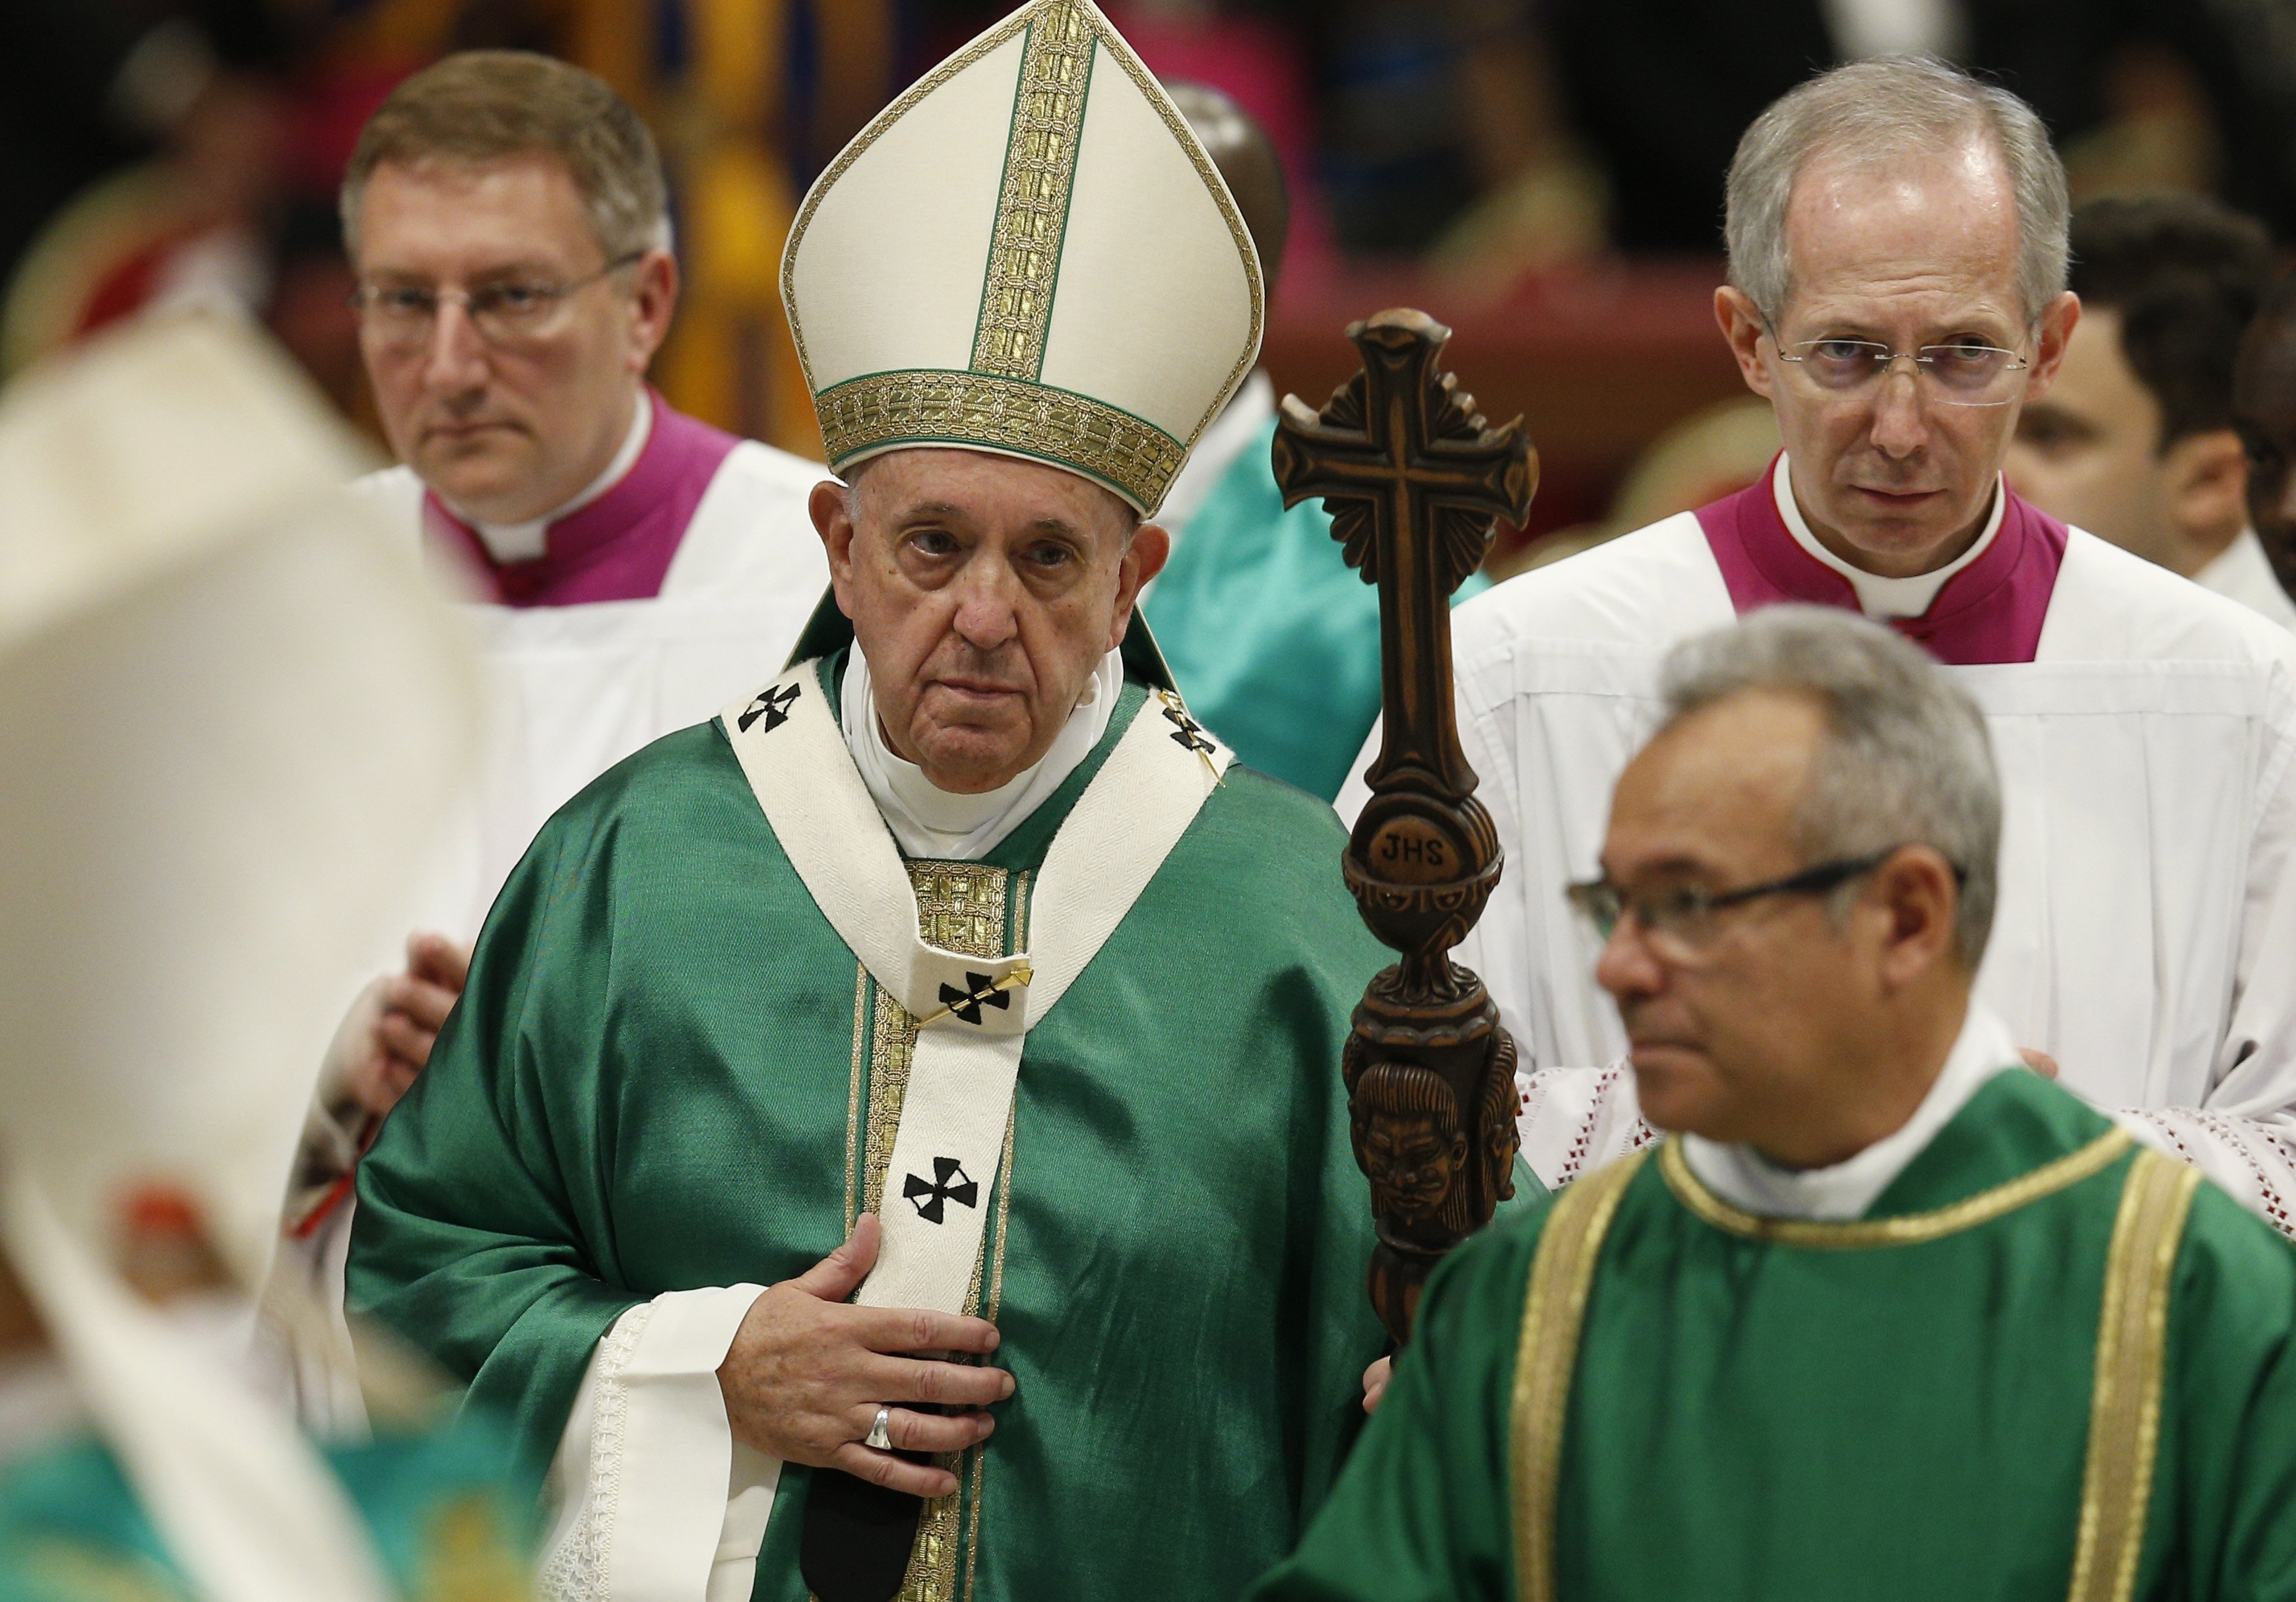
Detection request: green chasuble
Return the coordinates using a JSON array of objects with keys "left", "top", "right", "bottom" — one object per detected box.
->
[
  {"left": 1252, "top": 1071, "right": 2296, "bottom": 1602},
  {"left": 0, "top": 1425, "right": 528, "bottom": 1602},
  {"left": 1145, "top": 414, "right": 1489, "bottom": 802},
  {"left": 350, "top": 656, "right": 1397, "bottom": 1602}
]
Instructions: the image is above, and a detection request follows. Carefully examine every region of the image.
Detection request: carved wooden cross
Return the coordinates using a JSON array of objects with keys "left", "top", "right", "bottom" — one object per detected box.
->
[{"left": 1272, "top": 307, "right": 1537, "bottom": 1341}]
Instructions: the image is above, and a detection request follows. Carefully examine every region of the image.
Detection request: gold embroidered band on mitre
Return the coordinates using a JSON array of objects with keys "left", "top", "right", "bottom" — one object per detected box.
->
[
  {"left": 815, "top": 368, "right": 1186, "bottom": 517},
  {"left": 971, "top": 3, "right": 1094, "bottom": 380}
]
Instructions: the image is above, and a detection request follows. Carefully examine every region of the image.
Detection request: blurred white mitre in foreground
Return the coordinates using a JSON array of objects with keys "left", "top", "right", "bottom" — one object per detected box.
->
[{"left": 0, "top": 311, "right": 479, "bottom": 1602}]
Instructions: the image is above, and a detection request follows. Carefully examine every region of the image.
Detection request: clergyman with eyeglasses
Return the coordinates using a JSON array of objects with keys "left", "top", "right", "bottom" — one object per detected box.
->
[
  {"left": 276, "top": 51, "right": 827, "bottom": 1397},
  {"left": 1340, "top": 56, "right": 2296, "bottom": 1230},
  {"left": 1264, "top": 607, "right": 2296, "bottom": 1601}
]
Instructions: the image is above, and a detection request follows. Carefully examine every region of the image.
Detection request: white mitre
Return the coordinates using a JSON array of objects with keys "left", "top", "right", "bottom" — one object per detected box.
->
[
  {"left": 0, "top": 313, "right": 478, "bottom": 1602},
  {"left": 781, "top": 0, "right": 1263, "bottom": 515}
]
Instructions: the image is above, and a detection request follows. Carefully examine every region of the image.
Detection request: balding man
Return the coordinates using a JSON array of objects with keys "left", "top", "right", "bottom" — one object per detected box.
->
[
  {"left": 1343, "top": 58, "right": 2296, "bottom": 1227},
  {"left": 1271, "top": 609, "right": 2296, "bottom": 1601}
]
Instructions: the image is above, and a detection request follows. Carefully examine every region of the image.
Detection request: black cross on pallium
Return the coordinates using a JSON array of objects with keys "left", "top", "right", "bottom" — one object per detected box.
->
[
  {"left": 738, "top": 682, "right": 801, "bottom": 733},
  {"left": 1159, "top": 695, "right": 1213, "bottom": 755},
  {"left": 937, "top": 971, "right": 1011, "bottom": 1026},
  {"left": 903, "top": 1156, "right": 978, "bottom": 1225}
]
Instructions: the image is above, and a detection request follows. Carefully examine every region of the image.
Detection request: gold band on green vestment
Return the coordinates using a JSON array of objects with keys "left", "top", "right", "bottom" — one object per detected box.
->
[
  {"left": 1510, "top": 1149, "right": 1647, "bottom": 1602},
  {"left": 1657, "top": 1127, "right": 2135, "bottom": 1250},
  {"left": 1513, "top": 1134, "right": 2197, "bottom": 1602},
  {"left": 2066, "top": 1149, "right": 2200, "bottom": 1602}
]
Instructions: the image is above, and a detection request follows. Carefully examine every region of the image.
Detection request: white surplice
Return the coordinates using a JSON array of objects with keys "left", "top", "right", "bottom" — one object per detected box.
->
[
  {"left": 279, "top": 433, "right": 831, "bottom": 1433},
  {"left": 2196, "top": 527, "right": 2296, "bottom": 633},
  {"left": 355, "top": 440, "right": 831, "bottom": 944},
  {"left": 1339, "top": 476, "right": 2296, "bottom": 1234}
]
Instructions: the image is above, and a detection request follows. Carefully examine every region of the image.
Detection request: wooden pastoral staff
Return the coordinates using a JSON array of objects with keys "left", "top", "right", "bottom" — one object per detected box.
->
[{"left": 1271, "top": 309, "right": 1538, "bottom": 1341}]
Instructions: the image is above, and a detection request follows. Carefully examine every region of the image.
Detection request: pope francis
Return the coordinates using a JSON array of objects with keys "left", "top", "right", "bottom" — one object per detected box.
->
[{"left": 346, "top": 7, "right": 1397, "bottom": 1602}]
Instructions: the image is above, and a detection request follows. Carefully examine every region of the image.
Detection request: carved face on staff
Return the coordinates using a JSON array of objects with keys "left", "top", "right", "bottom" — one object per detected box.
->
[{"left": 1353, "top": 1060, "right": 1474, "bottom": 1233}]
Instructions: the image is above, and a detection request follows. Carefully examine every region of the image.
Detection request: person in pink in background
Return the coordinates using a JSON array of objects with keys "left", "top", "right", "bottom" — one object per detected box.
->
[
  {"left": 1106, "top": 1, "right": 1334, "bottom": 299},
  {"left": 278, "top": 51, "right": 825, "bottom": 1405}
]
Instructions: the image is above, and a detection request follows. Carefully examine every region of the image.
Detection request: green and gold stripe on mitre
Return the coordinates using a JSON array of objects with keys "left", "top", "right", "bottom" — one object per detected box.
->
[{"left": 971, "top": 2, "right": 1095, "bottom": 380}]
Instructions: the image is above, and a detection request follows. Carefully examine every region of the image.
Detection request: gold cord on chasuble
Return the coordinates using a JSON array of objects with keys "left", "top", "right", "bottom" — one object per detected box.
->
[
  {"left": 1505, "top": 1139, "right": 2201, "bottom": 1602},
  {"left": 829, "top": 861, "right": 1027, "bottom": 1602}
]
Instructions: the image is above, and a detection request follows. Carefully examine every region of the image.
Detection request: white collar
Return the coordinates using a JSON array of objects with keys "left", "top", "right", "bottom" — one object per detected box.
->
[
  {"left": 457, "top": 391, "right": 654, "bottom": 563},
  {"left": 1775, "top": 453, "right": 2006, "bottom": 620},
  {"left": 841, "top": 648, "right": 1123, "bottom": 861},
  {"left": 1680, "top": 1003, "right": 2019, "bottom": 1221},
  {"left": 2194, "top": 527, "right": 2296, "bottom": 630}
]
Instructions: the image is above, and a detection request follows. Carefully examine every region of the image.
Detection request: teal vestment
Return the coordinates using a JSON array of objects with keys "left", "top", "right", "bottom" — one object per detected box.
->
[
  {"left": 351, "top": 654, "right": 1399, "bottom": 1602},
  {"left": 1254, "top": 1071, "right": 2296, "bottom": 1601},
  {"left": 0, "top": 1425, "right": 527, "bottom": 1602},
  {"left": 1146, "top": 414, "right": 1489, "bottom": 802}
]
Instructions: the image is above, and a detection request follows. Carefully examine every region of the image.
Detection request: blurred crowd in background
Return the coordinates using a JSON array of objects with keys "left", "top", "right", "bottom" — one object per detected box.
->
[{"left": 13, "top": 0, "right": 2296, "bottom": 558}]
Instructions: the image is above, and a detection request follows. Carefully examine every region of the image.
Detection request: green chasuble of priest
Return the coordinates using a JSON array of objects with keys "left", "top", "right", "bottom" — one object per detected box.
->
[
  {"left": 350, "top": 655, "right": 1398, "bottom": 1602},
  {"left": 1252, "top": 1070, "right": 2296, "bottom": 1602},
  {"left": 1145, "top": 415, "right": 1489, "bottom": 803}
]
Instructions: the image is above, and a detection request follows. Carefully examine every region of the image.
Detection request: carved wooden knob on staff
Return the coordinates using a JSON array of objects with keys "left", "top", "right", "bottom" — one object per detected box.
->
[{"left": 1271, "top": 308, "right": 1538, "bottom": 1343}]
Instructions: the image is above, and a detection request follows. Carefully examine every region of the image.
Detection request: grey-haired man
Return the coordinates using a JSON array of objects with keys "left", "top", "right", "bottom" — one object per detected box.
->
[
  {"left": 1342, "top": 56, "right": 2296, "bottom": 1228},
  {"left": 1276, "top": 608, "right": 2296, "bottom": 1601}
]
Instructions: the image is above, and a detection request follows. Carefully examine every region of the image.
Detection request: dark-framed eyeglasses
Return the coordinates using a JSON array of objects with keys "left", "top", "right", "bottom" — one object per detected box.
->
[
  {"left": 1768, "top": 330, "right": 2033, "bottom": 406},
  {"left": 347, "top": 251, "right": 645, "bottom": 348},
  {"left": 1565, "top": 846, "right": 1942, "bottom": 961}
]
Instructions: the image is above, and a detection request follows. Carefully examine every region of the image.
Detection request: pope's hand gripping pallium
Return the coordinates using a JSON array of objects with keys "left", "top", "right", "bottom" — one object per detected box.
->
[{"left": 346, "top": 5, "right": 1396, "bottom": 1602}]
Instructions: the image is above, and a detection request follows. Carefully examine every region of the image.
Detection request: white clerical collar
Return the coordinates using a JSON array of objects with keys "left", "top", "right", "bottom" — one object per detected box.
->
[
  {"left": 457, "top": 391, "right": 654, "bottom": 564},
  {"left": 1775, "top": 453, "right": 2006, "bottom": 620},
  {"left": 841, "top": 647, "right": 1123, "bottom": 861},
  {"left": 1680, "top": 1002, "right": 2019, "bottom": 1221},
  {"left": 2195, "top": 527, "right": 2296, "bottom": 631}
]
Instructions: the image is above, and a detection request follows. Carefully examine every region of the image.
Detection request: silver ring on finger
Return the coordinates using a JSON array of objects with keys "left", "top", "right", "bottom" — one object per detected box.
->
[{"left": 864, "top": 1405, "right": 893, "bottom": 1452}]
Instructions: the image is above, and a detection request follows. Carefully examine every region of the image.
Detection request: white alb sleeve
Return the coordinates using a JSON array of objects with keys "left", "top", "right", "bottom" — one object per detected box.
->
[
  {"left": 2112, "top": 1108, "right": 2296, "bottom": 1237},
  {"left": 1517, "top": 1060, "right": 1659, "bottom": 1191},
  {"left": 540, "top": 1285, "right": 780, "bottom": 1602},
  {"left": 2158, "top": 693, "right": 2296, "bottom": 1239}
]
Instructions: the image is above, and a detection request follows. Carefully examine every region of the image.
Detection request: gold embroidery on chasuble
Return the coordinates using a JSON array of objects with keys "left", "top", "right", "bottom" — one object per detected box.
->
[
  {"left": 2066, "top": 1149, "right": 2201, "bottom": 1602},
  {"left": 1510, "top": 1140, "right": 2200, "bottom": 1602},
  {"left": 833, "top": 861, "right": 1027, "bottom": 1602},
  {"left": 1508, "top": 1151, "right": 1645, "bottom": 1602}
]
